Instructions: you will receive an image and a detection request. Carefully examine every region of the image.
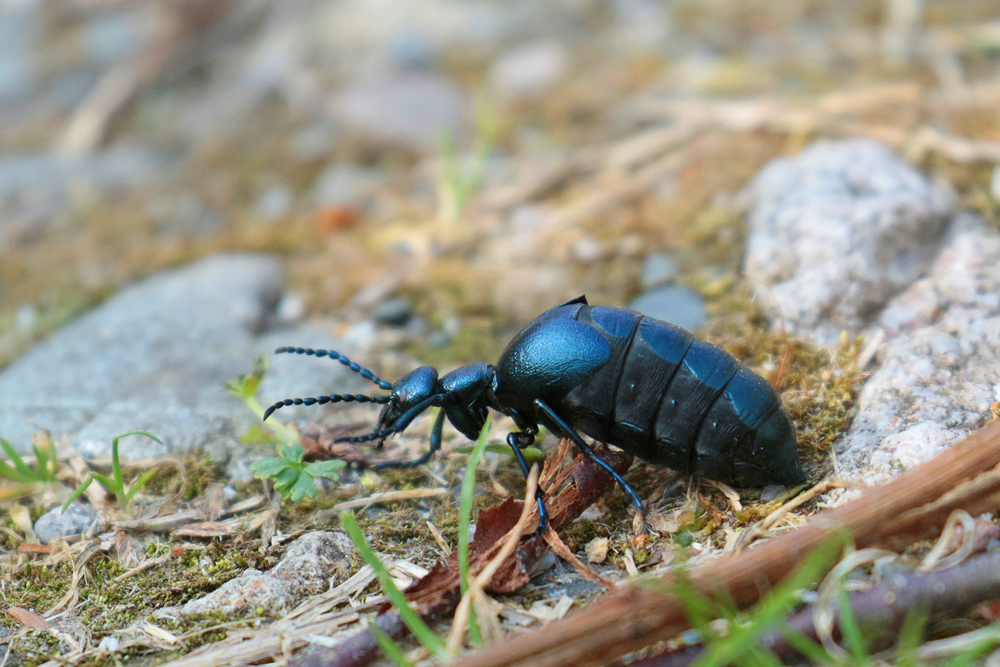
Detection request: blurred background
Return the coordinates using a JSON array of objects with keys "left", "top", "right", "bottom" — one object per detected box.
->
[{"left": 1, "top": 0, "right": 999, "bottom": 373}]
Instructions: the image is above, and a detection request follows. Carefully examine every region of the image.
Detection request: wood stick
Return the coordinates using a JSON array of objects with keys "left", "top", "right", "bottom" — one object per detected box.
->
[
  {"left": 456, "top": 420, "right": 1000, "bottom": 667},
  {"left": 632, "top": 548, "right": 1000, "bottom": 667}
]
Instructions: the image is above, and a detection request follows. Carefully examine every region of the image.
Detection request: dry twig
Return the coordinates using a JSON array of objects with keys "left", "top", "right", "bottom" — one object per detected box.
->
[{"left": 456, "top": 420, "right": 1000, "bottom": 667}]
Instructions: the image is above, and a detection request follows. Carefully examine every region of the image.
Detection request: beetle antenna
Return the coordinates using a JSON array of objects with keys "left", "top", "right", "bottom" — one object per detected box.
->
[
  {"left": 263, "top": 393, "right": 392, "bottom": 421},
  {"left": 275, "top": 347, "right": 393, "bottom": 390}
]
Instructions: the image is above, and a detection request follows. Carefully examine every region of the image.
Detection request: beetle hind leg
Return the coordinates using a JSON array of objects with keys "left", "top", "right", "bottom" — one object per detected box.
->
[{"left": 533, "top": 399, "right": 646, "bottom": 514}]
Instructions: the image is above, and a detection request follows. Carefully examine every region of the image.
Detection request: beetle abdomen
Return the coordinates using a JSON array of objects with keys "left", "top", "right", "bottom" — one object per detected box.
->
[
  {"left": 493, "top": 298, "right": 802, "bottom": 486},
  {"left": 561, "top": 304, "right": 798, "bottom": 486}
]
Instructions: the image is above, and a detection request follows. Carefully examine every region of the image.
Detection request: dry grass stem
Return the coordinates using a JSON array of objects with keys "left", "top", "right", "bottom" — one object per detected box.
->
[{"left": 447, "top": 464, "right": 540, "bottom": 656}]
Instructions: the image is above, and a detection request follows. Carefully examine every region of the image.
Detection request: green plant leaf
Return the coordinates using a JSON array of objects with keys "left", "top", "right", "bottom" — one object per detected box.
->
[
  {"left": 837, "top": 586, "right": 871, "bottom": 665},
  {"left": 289, "top": 470, "right": 318, "bottom": 501},
  {"left": 306, "top": 460, "right": 347, "bottom": 479},
  {"left": 32, "top": 442, "right": 55, "bottom": 482},
  {"left": 125, "top": 467, "right": 159, "bottom": 504},
  {"left": 1, "top": 438, "right": 34, "bottom": 481},
  {"left": 271, "top": 466, "right": 300, "bottom": 492},
  {"left": 62, "top": 476, "right": 94, "bottom": 513},
  {"left": 341, "top": 510, "right": 446, "bottom": 656},
  {"left": 91, "top": 471, "right": 120, "bottom": 496},
  {"left": 250, "top": 457, "right": 292, "bottom": 478},
  {"left": 777, "top": 626, "right": 839, "bottom": 666},
  {"left": 280, "top": 443, "right": 304, "bottom": 464},
  {"left": 895, "top": 605, "right": 930, "bottom": 667}
]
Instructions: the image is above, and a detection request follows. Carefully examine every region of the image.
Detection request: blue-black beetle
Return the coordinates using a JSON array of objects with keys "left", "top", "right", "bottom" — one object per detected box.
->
[{"left": 264, "top": 296, "right": 805, "bottom": 526}]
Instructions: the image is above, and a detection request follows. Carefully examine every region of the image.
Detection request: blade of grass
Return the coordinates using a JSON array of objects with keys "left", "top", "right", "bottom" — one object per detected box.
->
[
  {"left": 690, "top": 532, "right": 849, "bottom": 667},
  {"left": 125, "top": 467, "right": 159, "bottom": 504},
  {"left": 837, "top": 587, "right": 871, "bottom": 665},
  {"left": 895, "top": 606, "right": 930, "bottom": 667},
  {"left": 62, "top": 476, "right": 94, "bottom": 512},
  {"left": 370, "top": 622, "right": 415, "bottom": 667},
  {"left": 459, "top": 416, "right": 492, "bottom": 648},
  {"left": 340, "top": 509, "right": 446, "bottom": 657},
  {"left": 777, "top": 626, "right": 844, "bottom": 666},
  {"left": 1, "top": 439, "right": 34, "bottom": 481}
]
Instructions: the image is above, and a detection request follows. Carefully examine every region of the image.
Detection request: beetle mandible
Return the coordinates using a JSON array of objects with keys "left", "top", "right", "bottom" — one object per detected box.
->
[{"left": 263, "top": 296, "right": 805, "bottom": 527}]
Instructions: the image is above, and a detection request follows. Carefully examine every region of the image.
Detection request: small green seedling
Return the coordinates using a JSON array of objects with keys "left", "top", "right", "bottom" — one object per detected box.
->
[
  {"left": 0, "top": 435, "right": 58, "bottom": 484},
  {"left": 226, "top": 356, "right": 299, "bottom": 447},
  {"left": 249, "top": 443, "right": 346, "bottom": 501},
  {"left": 63, "top": 430, "right": 161, "bottom": 513},
  {"left": 438, "top": 90, "right": 497, "bottom": 224}
]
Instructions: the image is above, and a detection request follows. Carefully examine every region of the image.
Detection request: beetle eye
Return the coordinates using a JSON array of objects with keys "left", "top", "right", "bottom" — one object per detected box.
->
[{"left": 396, "top": 389, "right": 407, "bottom": 403}]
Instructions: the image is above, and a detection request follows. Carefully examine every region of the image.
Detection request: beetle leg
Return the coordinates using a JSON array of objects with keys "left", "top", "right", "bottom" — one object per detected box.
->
[
  {"left": 374, "top": 408, "right": 446, "bottom": 470},
  {"left": 533, "top": 399, "right": 646, "bottom": 513},
  {"left": 506, "top": 431, "right": 549, "bottom": 535}
]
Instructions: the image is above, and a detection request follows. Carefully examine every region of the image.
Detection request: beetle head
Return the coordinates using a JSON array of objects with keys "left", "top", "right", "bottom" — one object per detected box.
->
[{"left": 378, "top": 365, "right": 440, "bottom": 431}]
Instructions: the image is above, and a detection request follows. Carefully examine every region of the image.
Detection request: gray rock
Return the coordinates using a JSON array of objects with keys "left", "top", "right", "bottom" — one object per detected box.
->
[
  {"left": 312, "top": 164, "right": 385, "bottom": 211},
  {"left": 372, "top": 297, "right": 413, "bottom": 327},
  {"left": 256, "top": 185, "right": 293, "bottom": 220},
  {"left": 180, "top": 531, "right": 356, "bottom": 617},
  {"left": 290, "top": 123, "right": 338, "bottom": 163},
  {"left": 0, "top": 253, "right": 365, "bottom": 459},
  {"left": 387, "top": 28, "right": 436, "bottom": 70},
  {"left": 0, "top": 149, "right": 167, "bottom": 250},
  {"left": 34, "top": 502, "right": 99, "bottom": 544},
  {"left": 639, "top": 253, "right": 678, "bottom": 289},
  {"left": 328, "top": 73, "right": 468, "bottom": 150},
  {"left": 834, "top": 216, "right": 1000, "bottom": 489},
  {"left": 489, "top": 41, "right": 570, "bottom": 98},
  {"left": 83, "top": 12, "right": 144, "bottom": 64},
  {"left": 744, "top": 139, "right": 954, "bottom": 343},
  {"left": 760, "top": 485, "right": 785, "bottom": 503},
  {"left": 629, "top": 285, "right": 706, "bottom": 331}
]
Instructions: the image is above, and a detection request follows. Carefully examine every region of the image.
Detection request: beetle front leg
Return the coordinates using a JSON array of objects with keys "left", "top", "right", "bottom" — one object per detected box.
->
[
  {"left": 375, "top": 408, "right": 446, "bottom": 470},
  {"left": 505, "top": 431, "right": 549, "bottom": 535},
  {"left": 505, "top": 409, "right": 548, "bottom": 534}
]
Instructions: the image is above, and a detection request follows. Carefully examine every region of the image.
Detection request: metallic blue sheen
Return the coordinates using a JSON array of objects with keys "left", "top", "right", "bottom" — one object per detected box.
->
[
  {"left": 590, "top": 306, "right": 639, "bottom": 338},
  {"left": 639, "top": 319, "right": 690, "bottom": 364},
  {"left": 682, "top": 338, "right": 738, "bottom": 390},
  {"left": 493, "top": 317, "right": 611, "bottom": 408},
  {"left": 724, "top": 367, "right": 779, "bottom": 429}
]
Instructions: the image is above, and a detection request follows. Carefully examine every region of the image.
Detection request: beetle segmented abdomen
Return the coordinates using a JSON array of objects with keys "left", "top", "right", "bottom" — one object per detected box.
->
[
  {"left": 560, "top": 306, "right": 642, "bottom": 442},
  {"left": 612, "top": 317, "right": 692, "bottom": 462},
  {"left": 652, "top": 337, "right": 740, "bottom": 472},
  {"left": 691, "top": 365, "right": 779, "bottom": 480}
]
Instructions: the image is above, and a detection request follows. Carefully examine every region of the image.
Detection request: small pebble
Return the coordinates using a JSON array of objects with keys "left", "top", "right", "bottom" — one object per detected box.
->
[
  {"left": 256, "top": 185, "right": 293, "bottom": 220},
  {"left": 760, "top": 484, "right": 785, "bottom": 503},
  {"left": 639, "top": 253, "right": 678, "bottom": 289},
  {"left": 15, "top": 303, "right": 37, "bottom": 333},
  {"left": 373, "top": 297, "right": 413, "bottom": 327},
  {"left": 34, "top": 502, "right": 99, "bottom": 544},
  {"left": 573, "top": 236, "right": 602, "bottom": 262},
  {"left": 629, "top": 285, "right": 706, "bottom": 331}
]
